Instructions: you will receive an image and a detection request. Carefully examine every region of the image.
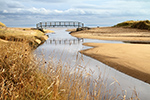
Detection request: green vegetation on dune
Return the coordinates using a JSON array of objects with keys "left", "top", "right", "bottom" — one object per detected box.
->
[
  {"left": 131, "top": 20, "right": 150, "bottom": 30},
  {"left": 114, "top": 20, "right": 137, "bottom": 27},
  {"left": 114, "top": 20, "right": 150, "bottom": 30}
]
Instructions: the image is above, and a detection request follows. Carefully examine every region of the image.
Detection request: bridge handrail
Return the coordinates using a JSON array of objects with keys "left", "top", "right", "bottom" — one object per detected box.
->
[{"left": 36, "top": 21, "right": 84, "bottom": 29}]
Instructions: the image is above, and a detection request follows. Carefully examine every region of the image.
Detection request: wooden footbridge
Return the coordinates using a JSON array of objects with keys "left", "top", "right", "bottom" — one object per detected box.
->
[{"left": 36, "top": 21, "right": 84, "bottom": 29}]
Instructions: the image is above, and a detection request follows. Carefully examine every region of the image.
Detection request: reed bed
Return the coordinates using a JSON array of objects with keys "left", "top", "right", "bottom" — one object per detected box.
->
[{"left": 0, "top": 42, "right": 139, "bottom": 100}]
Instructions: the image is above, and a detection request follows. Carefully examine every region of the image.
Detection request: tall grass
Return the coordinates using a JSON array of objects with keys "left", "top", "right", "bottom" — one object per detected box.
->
[{"left": 0, "top": 42, "right": 139, "bottom": 100}]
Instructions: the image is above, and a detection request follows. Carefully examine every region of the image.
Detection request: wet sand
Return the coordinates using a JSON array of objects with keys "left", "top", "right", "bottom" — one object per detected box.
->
[{"left": 71, "top": 27, "right": 150, "bottom": 83}]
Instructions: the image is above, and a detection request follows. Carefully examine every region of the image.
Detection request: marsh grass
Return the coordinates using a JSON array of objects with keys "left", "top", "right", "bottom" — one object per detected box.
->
[{"left": 0, "top": 42, "right": 140, "bottom": 100}]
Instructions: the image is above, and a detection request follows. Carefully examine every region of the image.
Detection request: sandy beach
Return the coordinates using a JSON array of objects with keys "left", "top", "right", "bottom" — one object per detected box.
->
[
  {"left": 71, "top": 27, "right": 150, "bottom": 42},
  {"left": 71, "top": 27, "right": 150, "bottom": 83}
]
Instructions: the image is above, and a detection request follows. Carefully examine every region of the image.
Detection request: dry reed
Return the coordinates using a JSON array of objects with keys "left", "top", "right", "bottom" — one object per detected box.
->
[{"left": 0, "top": 42, "right": 140, "bottom": 100}]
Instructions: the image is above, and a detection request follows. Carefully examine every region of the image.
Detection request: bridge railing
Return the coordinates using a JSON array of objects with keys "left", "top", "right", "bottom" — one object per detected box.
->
[{"left": 36, "top": 21, "right": 84, "bottom": 29}]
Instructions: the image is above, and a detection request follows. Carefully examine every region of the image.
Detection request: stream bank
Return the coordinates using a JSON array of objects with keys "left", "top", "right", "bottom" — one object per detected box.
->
[
  {"left": 35, "top": 27, "right": 150, "bottom": 99},
  {"left": 70, "top": 26, "right": 150, "bottom": 84},
  {"left": 0, "top": 23, "right": 53, "bottom": 48}
]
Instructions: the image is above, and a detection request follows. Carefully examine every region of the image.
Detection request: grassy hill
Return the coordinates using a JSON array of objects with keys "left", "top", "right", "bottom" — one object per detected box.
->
[
  {"left": 0, "top": 22, "right": 52, "bottom": 48},
  {"left": 114, "top": 20, "right": 150, "bottom": 30}
]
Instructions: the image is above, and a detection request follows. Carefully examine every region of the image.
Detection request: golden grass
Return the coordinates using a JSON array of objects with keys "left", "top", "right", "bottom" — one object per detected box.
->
[
  {"left": 0, "top": 27, "right": 43, "bottom": 37},
  {"left": 0, "top": 42, "right": 140, "bottom": 100},
  {"left": 0, "top": 27, "right": 50, "bottom": 48},
  {"left": 0, "top": 22, "right": 6, "bottom": 27},
  {"left": 0, "top": 22, "right": 52, "bottom": 47}
]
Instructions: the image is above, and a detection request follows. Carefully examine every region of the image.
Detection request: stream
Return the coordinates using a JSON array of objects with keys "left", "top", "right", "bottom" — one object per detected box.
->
[{"left": 35, "top": 28, "right": 150, "bottom": 99}]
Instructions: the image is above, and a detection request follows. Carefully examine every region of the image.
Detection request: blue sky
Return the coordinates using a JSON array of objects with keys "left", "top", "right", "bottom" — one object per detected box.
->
[{"left": 0, "top": 0, "right": 150, "bottom": 27}]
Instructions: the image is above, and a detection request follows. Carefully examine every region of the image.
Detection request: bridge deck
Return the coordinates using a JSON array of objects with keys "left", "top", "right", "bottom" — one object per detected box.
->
[{"left": 36, "top": 21, "right": 84, "bottom": 29}]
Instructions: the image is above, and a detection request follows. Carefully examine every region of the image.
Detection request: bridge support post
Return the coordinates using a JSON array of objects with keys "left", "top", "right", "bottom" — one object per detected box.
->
[
  {"left": 40, "top": 22, "right": 42, "bottom": 29},
  {"left": 59, "top": 22, "right": 61, "bottom": 27},
  {"left": 36, "top": 24, "right": 39, "bottom": 29},
  {"left": 64, "top": 22, "right": 66, "bottom": 27},
  {"left": 78, "top": 22, "right": 80, "bottom": 28},
  {"left": 82, "top": 23, "right": 84, "bottom": 27},
  {"left": 45, "top": 22, "right": 47, "bottom": 27},
  {"left": 50, "top": 22, "right": 52, "bottom": 27}
]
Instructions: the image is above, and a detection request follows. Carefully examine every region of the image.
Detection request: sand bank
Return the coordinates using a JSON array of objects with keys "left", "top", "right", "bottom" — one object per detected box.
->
[
  {"left": 71, "top": 27, "right": 150, "bottom": 42},
  {"left": 71, "top": 27, "right": 150, "bottom": 83}
]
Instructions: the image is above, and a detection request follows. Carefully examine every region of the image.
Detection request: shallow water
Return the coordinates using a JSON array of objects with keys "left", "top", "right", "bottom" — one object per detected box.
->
[{"left": 35, "top": 28, "right": 150, "bottom": 99}]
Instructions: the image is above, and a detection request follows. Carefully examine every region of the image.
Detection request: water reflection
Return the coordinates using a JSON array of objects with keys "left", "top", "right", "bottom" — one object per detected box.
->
[{"left": 46, "top": 38, "right": 84, "bottom": 45}]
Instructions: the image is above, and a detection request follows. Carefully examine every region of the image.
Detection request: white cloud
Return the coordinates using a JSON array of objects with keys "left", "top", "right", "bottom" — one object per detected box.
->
[
  {"left": 3, "top": 10, "right": 8, "bottom": 13},
  {"left": 1, "top": 5, "right": 150, "bottom": 21},
  {"left": 64, "top": 8, "right": 86, "bottom": 15},
  {"left": 1, "top": 7, "right": 88, "bottom": 15},
  {"left": 54, "top": 10, "right": 63, "bottom": 13},
  {"left": 27, "top": 7, "right": 51, "bottom": 14},
  {"left": 1, "top": 0, "right": 150, "bottom": 27}
]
